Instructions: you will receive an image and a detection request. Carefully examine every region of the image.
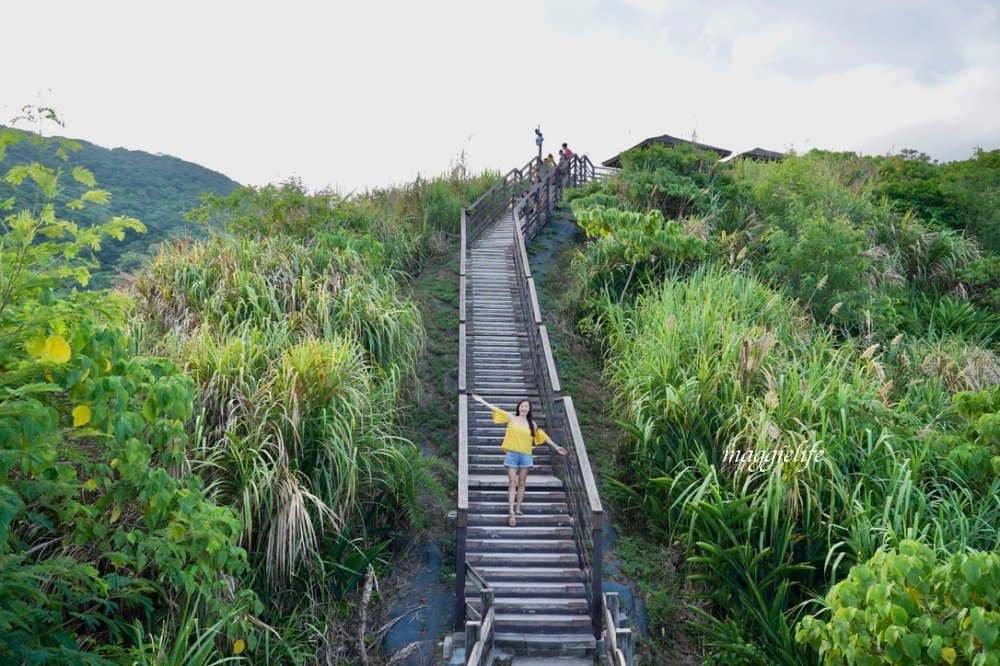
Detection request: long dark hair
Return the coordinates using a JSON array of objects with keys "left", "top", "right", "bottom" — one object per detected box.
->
[{"left": 515, "top": 399, "right": 536, "bottom": 440}]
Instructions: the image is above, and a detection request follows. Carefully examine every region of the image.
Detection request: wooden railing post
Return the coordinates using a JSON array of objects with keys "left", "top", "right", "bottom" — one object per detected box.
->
[
  {"left": 480, "top": 587, "right": 494, "bottom": 619},
  {"left": 592, "top": 513, "right": 603, "bottom": 639},
  {"left": 455, "top": 395, "right": 469, "bottom": 632},
  {"left": 465, "top": 620, "right": 481, "bottom": 659},
  {"left": 454, "top": 513, "right": 467, "bottom": 632}
]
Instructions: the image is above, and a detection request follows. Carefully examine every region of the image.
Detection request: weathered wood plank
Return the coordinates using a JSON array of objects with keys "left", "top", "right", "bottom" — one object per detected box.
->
[
  {"left": 458, "top": 393, "right": 469, "bottom": 511},
  {"left": 539, "top": 326, "right": 561, "bottom": 394}
]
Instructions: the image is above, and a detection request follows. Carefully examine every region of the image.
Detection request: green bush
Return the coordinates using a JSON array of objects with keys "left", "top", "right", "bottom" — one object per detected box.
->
[
  {"left": 1, "top": 113, "right": 254, "bottom": 663},
  {"left": 798, "top": 540, "right": 1000, "bottom": 665},
  {"left": 583, "top": 265, "right": 1000, "bottom": 662}
]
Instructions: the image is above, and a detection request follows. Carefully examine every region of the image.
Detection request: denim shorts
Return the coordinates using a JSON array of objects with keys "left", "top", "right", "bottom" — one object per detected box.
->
[{"left": 503, "top": 450, "right": 533, "bottom": 469}]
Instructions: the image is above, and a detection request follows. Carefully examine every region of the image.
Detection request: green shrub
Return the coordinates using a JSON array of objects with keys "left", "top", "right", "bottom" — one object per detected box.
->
[
  {"left": 1, "top": 112, "right": 254, "bottom": 663},
  {"left": 797, "top": 540, "right": 1000, "bottom": 665}
]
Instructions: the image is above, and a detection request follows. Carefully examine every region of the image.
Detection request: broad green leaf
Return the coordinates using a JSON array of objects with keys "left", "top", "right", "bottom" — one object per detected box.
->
[
  {"left": 901, "top": 633, "right": 922, "bottom": 660},
  {"left": 973, "top": 618, "right": 999, "bottom": 647},
  {"left": 962, "top": 559, "right": 982, "bottom": 585}
]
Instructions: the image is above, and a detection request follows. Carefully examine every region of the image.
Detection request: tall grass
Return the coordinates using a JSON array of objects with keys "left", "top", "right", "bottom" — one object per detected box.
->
[
  {"left": 126, "top": 231, "right": 430, "bottom": 593},
  {"left": 592, "top": 264, "right": 1000, "bottom": 662},
  {"left": 119, "top": 169, "right": 488, "bottom": 660}
]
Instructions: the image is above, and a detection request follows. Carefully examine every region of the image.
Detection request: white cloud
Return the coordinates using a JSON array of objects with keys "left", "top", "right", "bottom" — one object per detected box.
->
[{"left": 2, "top": 0, "right": 997, "bottom": 191}]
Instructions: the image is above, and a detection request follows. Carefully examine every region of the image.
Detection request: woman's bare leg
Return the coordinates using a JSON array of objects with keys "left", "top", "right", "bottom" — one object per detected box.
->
[
  {"left": 506, "top": 467, "right": 517, "bottom": 524},
  {"left": 516, "top": 468, "right": 529, "bottom": 514}
]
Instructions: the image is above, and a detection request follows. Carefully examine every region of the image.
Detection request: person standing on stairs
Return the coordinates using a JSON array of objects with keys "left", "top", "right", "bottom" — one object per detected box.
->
[{"left": 470, "top": 393, "right": 568, "bottom": 527}]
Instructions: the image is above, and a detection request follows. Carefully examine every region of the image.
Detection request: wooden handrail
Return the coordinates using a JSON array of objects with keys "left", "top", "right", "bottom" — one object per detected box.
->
[
  {"left": 466, "top": 156, "right": 541, "bottom": 242},
  {"left": 526, "top": 278, "right": 542, "bottom": 325},
  {"left": 459, "top": 275, "right": 467, "bottom": 324},
  {"left": 507, "top": 158, "right": 607, "bottom": 638},
  {"left": 464, "top": 563, "right": 496, "bottom": 666},
  {"left": 454, "top": 393, "right": 469, "bottom": 632},
  {"left": 603, "top": 592, "right": 634, "bottom": 665},
  {"left": 538, "top": 326, "right": 560, "bottom": 394},
  {"left": 458, "top": 393, "right": 469, "bottom": 511},
  {"left": 458, "top": 324, "right": 467, "bottom": 393},
  {"left": 460, "top": 209, "right": 468, "bottom": 277},
  {"left": 563, "top": 396, "right": 602, "bottom": 516},
  {"left": 515, "top": 218, "right": 532, "bottom": 280},
  {"left": 456, "top": 152, "right": 607, "bottom": 644}
]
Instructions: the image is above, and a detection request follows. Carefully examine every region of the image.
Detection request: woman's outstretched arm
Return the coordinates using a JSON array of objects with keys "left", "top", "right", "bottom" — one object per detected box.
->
[
  {"left": 534, "top": 427, "right": 568, "bottom": 456},
  {"left": 470, "top": 393, "right": 504, "bottom": 415}
]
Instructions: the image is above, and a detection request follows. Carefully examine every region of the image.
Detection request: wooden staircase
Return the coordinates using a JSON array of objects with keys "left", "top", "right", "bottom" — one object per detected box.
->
[
  {"left": 463, "top": 214, "right": 595, "bottom": 654},
  {"left": 454, "top": 155, "right": 631, "bottom": 666}
]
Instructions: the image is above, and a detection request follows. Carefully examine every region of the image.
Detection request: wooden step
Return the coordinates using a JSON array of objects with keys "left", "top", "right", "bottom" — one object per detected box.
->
[
  {"left": 465, "top": 576, "right": 586, "bottom": 599},
  {"left": 468, "top": 501, "right": 567, "bottom": 512},
  {"left": 508, "top": 657, "right": 595, "bottom": 666},
  {"left": 494, "top": 614, "right": 591, "bottom": 630},
  {"left": 467, "top": 525, "right": 573, "bottom": 539},
  {"left": 468, "top": 466, "right": 554, "bottom": 474},
  {"left": 468, "top": 474, "right": 563, "bottom": 488},
  {"left": 469, "top": 489, "right": 566, "bottom": 501},
  {"left": 467, "top": 596, "right": 588, "bottom": 612},
  {"left": 467, "top": 538, "right": 576, "bottom": 553},
  {"left": 466, "top": 551, "right": 580, "bottom": 566},
  {"left": 476, "top": 567, "right": 585, "bottom": 583},
  {"left": 468, "top": 514, "right": 573, "bottom": 527}
]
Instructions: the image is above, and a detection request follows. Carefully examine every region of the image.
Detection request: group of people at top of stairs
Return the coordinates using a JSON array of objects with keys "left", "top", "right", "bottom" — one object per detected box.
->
[
  {"left": 534, "top": 127, "right": 575, "bottom": 178},
  {"left": 471, "top": 394, "right": 568, "bottom": 527},
  {"left": 527, "top": 128, "right": 575, "bottom": 222}
]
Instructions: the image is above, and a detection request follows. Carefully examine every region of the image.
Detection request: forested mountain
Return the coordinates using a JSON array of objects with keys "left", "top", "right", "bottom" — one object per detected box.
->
[{"left": 0, "top": 125, "right": 240, "bottom": 287}]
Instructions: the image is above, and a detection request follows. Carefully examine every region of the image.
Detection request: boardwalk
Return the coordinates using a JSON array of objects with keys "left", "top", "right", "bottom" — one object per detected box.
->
[
  {"left": 453, "top": 156, "right": 631, "bottom": 665},
  {"left": 463, "top": 213, "right": 594, "bottom": 653}
]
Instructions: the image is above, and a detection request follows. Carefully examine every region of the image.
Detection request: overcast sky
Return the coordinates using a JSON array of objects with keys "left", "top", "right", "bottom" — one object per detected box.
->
[{"left": 4, "top": 0, "right": 999, "bottom": 192}]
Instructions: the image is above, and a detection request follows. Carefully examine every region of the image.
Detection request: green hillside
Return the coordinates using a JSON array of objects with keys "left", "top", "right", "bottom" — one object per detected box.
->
[
  {"left": 0, "top": 125, "right": 240, "bottom": 287},
  {"left": 563, "top": 142, "right": 1000, "bottom": 664},
  {"left": 0, "top": 118, "right": 498, "bottom": 664}
]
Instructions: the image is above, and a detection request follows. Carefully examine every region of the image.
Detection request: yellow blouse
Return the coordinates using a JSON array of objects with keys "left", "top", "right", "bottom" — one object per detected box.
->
[{"left": 492, "top": 408, "right": 548, "bottom": 455}]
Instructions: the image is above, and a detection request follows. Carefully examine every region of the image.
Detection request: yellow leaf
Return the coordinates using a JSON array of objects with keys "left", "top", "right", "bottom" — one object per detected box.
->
[
  {"left": 906, "top": 586, "right": 921, "bottom": 605},
  {"left": 110, "top": 505, "right": 122, "bottom": 523},
  {"left": 81, "top": 368, "right": 90, "bottom": 381},
  {"left": 85, "top": 479, "right": 97, "bottom": 491},
  {"left": 110, "top": 458, "right": 119, "bottom": 468},
  {"left": 33, "top": 335, "right": 71, "bottom": 364},
  {"left": 72, "top": 405, "right": 91, "bottom": 427},
  {"left": 233, "top": 639, "right": 246, "bottom": 655},
  {"left": 45, "top": 370, "right": 54, "bottom": 383},
  {"left": 942, "top": 647, "right": 956, "bottom": 664},
  {"left": 103, "top": 358, "right": 112, "bottom": 372}
]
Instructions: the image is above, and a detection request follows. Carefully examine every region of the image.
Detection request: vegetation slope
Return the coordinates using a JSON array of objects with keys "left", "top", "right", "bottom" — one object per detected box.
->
[
  {"left": 563, "top": 143, "right": 1000, "bottom": 664},
  {"left": 0, "top": 112, "right": 493, "bottom": 664}
]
